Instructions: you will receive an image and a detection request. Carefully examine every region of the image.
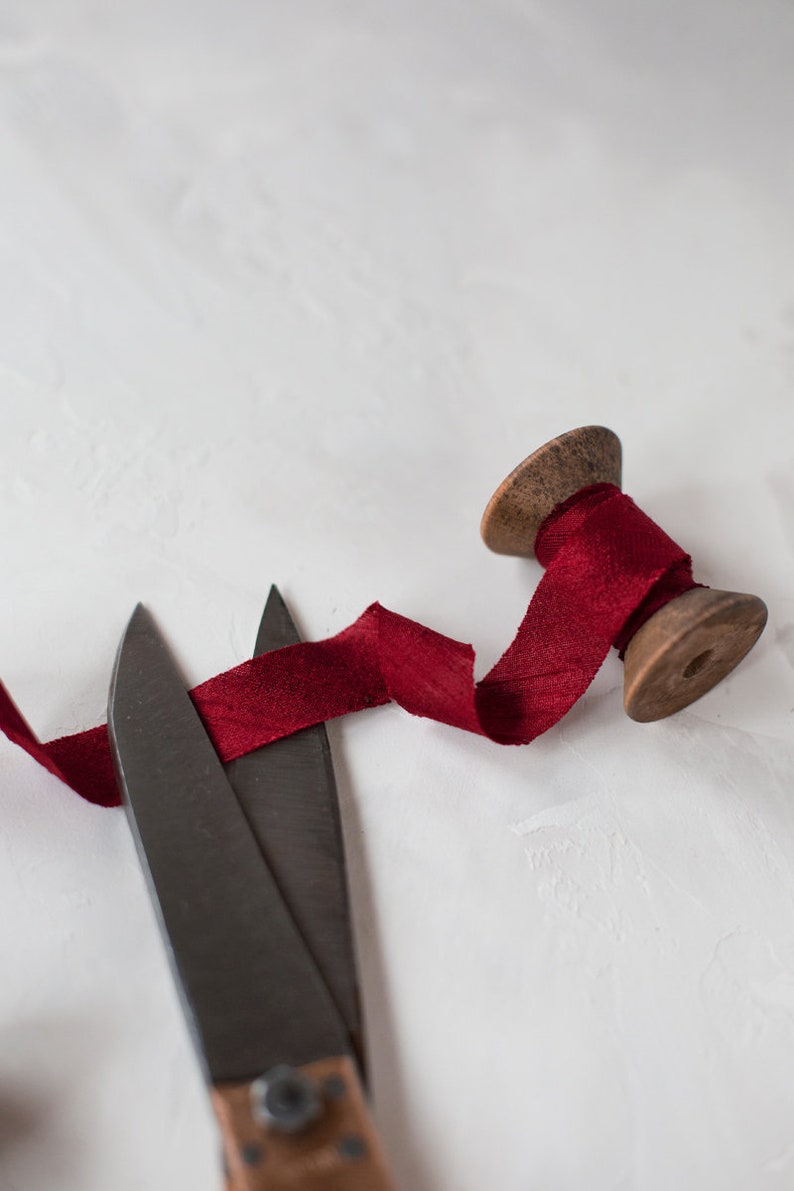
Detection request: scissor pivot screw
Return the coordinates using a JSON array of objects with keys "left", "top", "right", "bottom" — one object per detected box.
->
[{"left": 251, "top": 1065, "right": 322, "bottom": 1134}]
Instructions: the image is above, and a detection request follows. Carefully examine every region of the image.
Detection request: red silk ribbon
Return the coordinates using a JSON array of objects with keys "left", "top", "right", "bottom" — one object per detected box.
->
[{"left": 0, "top": 485, "right": 699, "bottom": 807}]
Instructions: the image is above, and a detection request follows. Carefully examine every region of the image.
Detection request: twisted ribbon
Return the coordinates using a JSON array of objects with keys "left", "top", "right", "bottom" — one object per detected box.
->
[{"left": 0, "top": 484, "right": 699, "bottom": 807}]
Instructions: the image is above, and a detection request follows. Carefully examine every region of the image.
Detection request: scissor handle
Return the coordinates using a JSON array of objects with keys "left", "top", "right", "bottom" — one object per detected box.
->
[{"left": 211, "top": 1055, "right": 396, "bottom": 1190}]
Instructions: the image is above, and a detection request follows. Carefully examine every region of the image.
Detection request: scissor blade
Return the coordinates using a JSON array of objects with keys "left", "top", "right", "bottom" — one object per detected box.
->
[
  {"left": 108, "top": 605, "right": 349, "bottom": 1084},
  {"left": 225, "top": 587, "right": 363, "bottom": 1062}
]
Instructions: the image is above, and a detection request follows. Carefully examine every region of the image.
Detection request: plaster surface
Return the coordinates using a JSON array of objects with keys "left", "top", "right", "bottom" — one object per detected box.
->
[{"left": 1, "top": 2, "right": 793, "bottom": 1188}]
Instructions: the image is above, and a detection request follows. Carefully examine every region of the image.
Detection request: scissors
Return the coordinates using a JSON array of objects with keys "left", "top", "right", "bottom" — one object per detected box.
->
[{"left": 108, "top": 588, "right": 395, "bottom": 1190}]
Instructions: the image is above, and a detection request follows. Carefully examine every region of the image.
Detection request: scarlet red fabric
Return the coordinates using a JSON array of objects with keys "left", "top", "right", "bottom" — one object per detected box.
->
[{"left": 0, "top": 485, "right": 699, "bottom": 807}]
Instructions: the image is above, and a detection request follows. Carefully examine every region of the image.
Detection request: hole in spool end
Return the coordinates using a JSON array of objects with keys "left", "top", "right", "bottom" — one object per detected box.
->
[{"left": 683, "top": 649, "right": 713, "bottom": 679}]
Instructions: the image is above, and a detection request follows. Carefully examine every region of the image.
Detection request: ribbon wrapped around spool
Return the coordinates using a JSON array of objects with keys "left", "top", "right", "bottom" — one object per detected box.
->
[
  {"left": 0, "top": 426, "right": 768, "bottom": 806},
  {"left": 480, "top": 426, "right": 768, "bottom": 722}
]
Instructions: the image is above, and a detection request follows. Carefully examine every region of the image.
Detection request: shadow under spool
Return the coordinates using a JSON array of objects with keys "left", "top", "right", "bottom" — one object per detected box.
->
[{"left": 480, "top": 426, "right": 768, "bottom": 723}]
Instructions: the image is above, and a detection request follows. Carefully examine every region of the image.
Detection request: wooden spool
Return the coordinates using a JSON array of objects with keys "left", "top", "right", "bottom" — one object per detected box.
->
[{"left": 480, "top": 426, "right": 767, "bottom": 722}]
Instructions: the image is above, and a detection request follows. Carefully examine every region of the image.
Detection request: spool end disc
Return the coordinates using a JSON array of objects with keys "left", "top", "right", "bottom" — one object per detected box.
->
[
  {"left": 481, "top": 426, "right": 622, "bottom": 558},
  {"left": 623, "top": 587, "right": 768, "bottom": 722}
]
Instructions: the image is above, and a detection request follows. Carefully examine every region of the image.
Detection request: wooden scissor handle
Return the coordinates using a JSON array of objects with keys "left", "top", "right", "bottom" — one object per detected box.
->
[{"left": 212, "top": 1056, "right": 395, "bottom": 1190}]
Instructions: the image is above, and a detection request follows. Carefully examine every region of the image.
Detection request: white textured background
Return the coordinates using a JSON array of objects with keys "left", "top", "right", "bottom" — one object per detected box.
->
[{"left": 1, "top": 2, "right": 793, "bottom": 1188}]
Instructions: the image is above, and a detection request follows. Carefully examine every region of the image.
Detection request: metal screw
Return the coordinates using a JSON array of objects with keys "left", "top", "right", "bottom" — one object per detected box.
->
[
  {"left": 240, "top": 1143, "right": 264, "bottom": 1167},
  {"left": 251, "top": 1065, "right": 323, "bottom": 1134},
  {"left": 323, "top": 1074, "right": 347, "bottom": 1100},
  {"left": 338, "top": 1133, "right": 367, "bottom": 1160}
]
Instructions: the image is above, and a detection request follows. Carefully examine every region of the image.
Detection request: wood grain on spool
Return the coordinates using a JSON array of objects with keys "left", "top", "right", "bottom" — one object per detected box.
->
[
  {"left": 623, "top": 587, "right": 768, "bottom": 721},
  {"left": 211, "top": 1055, "right": 395, "bottom": 1191},
  {"left": 481, "top": 425, "right": 622, "bottom": 557}
]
